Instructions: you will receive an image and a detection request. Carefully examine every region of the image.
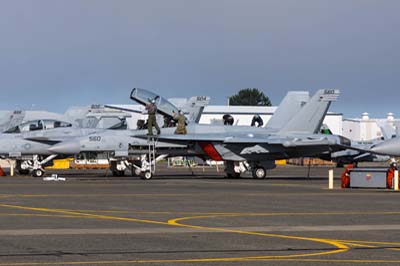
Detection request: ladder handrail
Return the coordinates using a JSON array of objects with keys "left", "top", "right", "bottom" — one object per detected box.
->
[{"left": 147, "top": 136, "right": 158, "bottom": 174}]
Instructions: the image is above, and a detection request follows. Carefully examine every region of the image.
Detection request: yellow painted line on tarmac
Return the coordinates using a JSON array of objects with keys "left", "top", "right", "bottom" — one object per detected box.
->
[
  {"left": 4, "top": 205, "right": 399, "bottom": 263},
  {"left": 0, "top": 203, "right": 349, "bottom": 261},
  {"left": 51, "top": 209, "right": 400, "bottom": 217},
  {"left": 338, "top": 241, "right": 377, "bottom": 248},
  {"left": 2, "top": 258, "right": 400, "bottom": 266},
  {"left": 329, "top": 239, "right": 400, "bottom": 246},
  {"left": 168, "top": 215, "right": 349, "bottom": 259},
  {"left": 51, "top": 209, "right": 247, "bottom": 215},
  {"left": 0, "top": 204, "right": 168, "bottom": 226},
  {"left": 0, "top": 213, "right": 82, "bottom": 218},
  {"left": 327, "top": 239, "right": 400, "bottom": 252}
]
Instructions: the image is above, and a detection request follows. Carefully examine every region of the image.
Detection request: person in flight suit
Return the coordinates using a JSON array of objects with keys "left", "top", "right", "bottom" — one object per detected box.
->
[
  {"left": 145, "top": 98, "right": 161, "bottom": 135},
  {"left": 173, "top": 110, "right": 187, "bottom": 135}
]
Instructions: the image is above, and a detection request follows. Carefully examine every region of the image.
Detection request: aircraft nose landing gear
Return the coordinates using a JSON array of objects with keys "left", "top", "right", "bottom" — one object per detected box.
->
[
  {"left": 32, "top": 168, "right": 44, "bottom": 178},
  {"left": 141, "top": 171, "right": 153, "bottom": 180}
]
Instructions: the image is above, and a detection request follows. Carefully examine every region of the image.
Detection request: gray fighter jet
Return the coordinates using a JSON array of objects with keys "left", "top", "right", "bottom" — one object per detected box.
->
[
  {"left": 49, "top": 89, "right": 350, "bottom": 179},
  {"left": 0, "top": 106, "right": 132, "bottom": 177},
  {"left": 48, "top": 89, "right": 211, "bottom": 177},
  {"left": 0, "top": 91, "right": 209, "bottom": 177},
  {"left": 319, "top": 122, "right": 395, "bottom": 167},
  {"left": 371, "top": 138, "right": 400, "bottom": 157},
  {"left": 138, "top": 89, "right": 349, "bottom": 178},
  {"left": 0, "top": 119, "right": 107, "bottom": 177}
]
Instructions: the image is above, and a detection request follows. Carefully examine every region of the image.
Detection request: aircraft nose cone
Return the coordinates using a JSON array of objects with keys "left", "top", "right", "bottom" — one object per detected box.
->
[
  {"left": 371, "top": 141, "right": 400, "bottom": 156},
  {"left": 49, "top": 141, "right": 81, "bottom": 155}
]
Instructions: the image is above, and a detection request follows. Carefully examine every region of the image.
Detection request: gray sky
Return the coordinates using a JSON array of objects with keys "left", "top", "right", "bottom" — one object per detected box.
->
[{"left": 0, "top": 0, "right": 399, "bottom": 117}]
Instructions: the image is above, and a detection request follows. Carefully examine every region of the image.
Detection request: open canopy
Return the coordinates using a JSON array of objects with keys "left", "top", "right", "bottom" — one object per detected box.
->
[{"left": 130, "top": 88, "right": 180, "bottom": 118}]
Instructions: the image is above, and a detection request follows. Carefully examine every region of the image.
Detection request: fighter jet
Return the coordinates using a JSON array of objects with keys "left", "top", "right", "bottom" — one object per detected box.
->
[
  {"left": 0, "top": 110, "right": 68, "bottom": 132},
  {"left": 48, "top": 89, "right": 211, "bottom": 177},
  {"left": 370, "top": 129, "right": 400, "bottom": 157},
  {"left": 0, "top": 89, "right": 208, "bottom": 179},
  {"left": 49, "top": 89, "right": 350, "bottom": 179},
  {"left": 0, "top": 119, "right": 108, "bottom": 177},
  {"left": 319, "top": 122, "right": 395, "bottom": 167},
  {"left": 134, "top": 89, "right": 349, "bottom": 178},
  {"left": 0, "top": 106, "right": 132, "bottom": 177}
]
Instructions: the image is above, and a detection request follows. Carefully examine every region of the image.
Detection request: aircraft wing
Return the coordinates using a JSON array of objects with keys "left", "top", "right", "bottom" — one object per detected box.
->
[
  {"left": 353, "top": 152, "right": 373, "bottom": 161},
  {"left": 140, "top": 134, "right": 353, "bottom": 148},
  {"left": 137, "top": 134, "right": 227, "bottom": 142}
]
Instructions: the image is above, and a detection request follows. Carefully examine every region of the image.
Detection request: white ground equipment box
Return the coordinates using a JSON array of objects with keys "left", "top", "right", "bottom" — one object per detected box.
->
[{"left": 349, "top": 168, "right": 388, "bottom": 188}]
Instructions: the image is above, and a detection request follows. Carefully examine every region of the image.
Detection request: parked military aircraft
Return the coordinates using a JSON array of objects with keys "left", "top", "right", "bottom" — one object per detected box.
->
[
  {"left": 48, "top": 89, "right": 211, "bottom": 177},
  {"left": 135, "top": 89, "right": 349, "bottom": 178},
  {"left": 0, "top": 92, "right": 209, "bottom": 177},
  {"left": 0, "top": 106, "right": 132, "bottom": 176},
  {"left": 319, "top": 122, "right": 395, "bottom": 166},
  {"left": 49, "top": 88, "right": 350, "bottom": 179},
  {"left": 0, "top": 119, "right": 106, "bottom": 176},
  {"left": 370, "top": 132, "right": 400, "bottom": 157}
]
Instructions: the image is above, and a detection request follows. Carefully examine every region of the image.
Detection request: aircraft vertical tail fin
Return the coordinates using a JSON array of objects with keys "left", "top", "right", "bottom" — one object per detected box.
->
[
  {"left": 278, "top": 89, "right": 340, "bottom": 134},
  {"left": 394, "top": 122, "right": 400, "bottom": 137},
  {"left": 266, "top": 91, "right": 309, "bottom": 131},
  {"left": 5, "top": 110, "right": 25, "bottom": 130},
  {"left": 377, "top": 121, "right": 396, "bottom": 140},
  {"left": 183, "top": 96, "right": 210, "bottom": 123}
]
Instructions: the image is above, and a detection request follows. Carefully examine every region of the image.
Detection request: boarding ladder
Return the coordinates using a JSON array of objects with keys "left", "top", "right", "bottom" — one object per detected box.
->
[
  {"left": 147, "top": 136, "right": 157, "bottom": 175},
  {"left": 140, "top": 135, "right": 169, "bottom": 180}
]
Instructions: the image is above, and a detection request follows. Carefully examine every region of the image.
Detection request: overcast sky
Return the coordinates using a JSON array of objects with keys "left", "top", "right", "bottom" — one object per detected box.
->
[{"left": 0, "top": 0, "right": 399, "bottom": 117}]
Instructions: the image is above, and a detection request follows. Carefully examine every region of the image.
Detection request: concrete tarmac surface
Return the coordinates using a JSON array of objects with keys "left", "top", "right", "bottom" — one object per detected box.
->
[{"left": 0, "top": 165, "right": 399, "bottom": 265}]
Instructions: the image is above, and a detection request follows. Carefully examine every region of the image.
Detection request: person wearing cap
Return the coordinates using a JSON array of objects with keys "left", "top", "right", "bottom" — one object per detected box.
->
[
  {"left": 145, "top": 98, "right": 161, "bottom": 135},
  {"left": 173, "top": 110, "right": 187, "bottom": 135}
]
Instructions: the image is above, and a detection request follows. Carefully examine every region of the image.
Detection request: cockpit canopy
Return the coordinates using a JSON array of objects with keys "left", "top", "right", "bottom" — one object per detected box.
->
[
  {"left": 130, "top": 88, "right": 179, "bottom": 118},
  {"left": 4, "top": 119, "right": 72, "bottom": 134}
]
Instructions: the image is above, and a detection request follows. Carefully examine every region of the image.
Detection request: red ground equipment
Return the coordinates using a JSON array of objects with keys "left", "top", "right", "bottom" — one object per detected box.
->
[
  {"left": 341, "top": 163, "right": 355, "bottom": 188},
  {"left": 0, "top": 166, "right": 5, "bottom": 176},
  {"left": 386, "top": 164, "right": 399, "bottom": 189}
]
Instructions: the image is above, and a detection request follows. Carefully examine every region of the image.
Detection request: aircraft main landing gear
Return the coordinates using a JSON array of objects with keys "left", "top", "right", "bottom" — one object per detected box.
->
[
  {"left": 110, "top": 160, "right": 129, "bottom": 177},
  {"left": 252, "top": 166, "right": 266, "bottom": 179}
]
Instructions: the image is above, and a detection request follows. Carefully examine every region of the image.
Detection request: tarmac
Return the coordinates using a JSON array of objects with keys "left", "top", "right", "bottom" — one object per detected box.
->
[{"left": 0, "top": 165, "right": 399, "bottom": 266}]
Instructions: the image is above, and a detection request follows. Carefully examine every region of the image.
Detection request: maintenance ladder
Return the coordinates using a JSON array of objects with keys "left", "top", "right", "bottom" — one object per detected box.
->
[{"left": 147, "top": 136, "right": 157, "bottom": 175}]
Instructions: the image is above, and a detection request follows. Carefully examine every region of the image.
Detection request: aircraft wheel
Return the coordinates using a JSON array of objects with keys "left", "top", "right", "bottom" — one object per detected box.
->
[
  {"left": 32, "top": 169, "right": 44, "bottom": 178},
  {"left": 252, "top": 167, "right": 266, "bottom": 179},
  {"left": 141, "top": 171, "right": 152, "bottom": 180}
]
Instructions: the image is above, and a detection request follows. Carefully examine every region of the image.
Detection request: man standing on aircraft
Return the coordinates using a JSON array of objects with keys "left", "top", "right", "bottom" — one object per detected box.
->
[
  {"left": 173, "top": 110, "right": 187, "bottom": 134},
  {"left": 145, "top": 99, "right": 161, "bottom": 136}
]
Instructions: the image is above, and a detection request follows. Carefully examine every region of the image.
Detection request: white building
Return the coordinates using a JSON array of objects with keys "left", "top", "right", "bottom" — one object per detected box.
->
[
  {"left": 343, "top": 113, "right": 399, "bottom": 141},
  {"left": 199, "top": 105, "right": 343, "bottom": 135}
]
